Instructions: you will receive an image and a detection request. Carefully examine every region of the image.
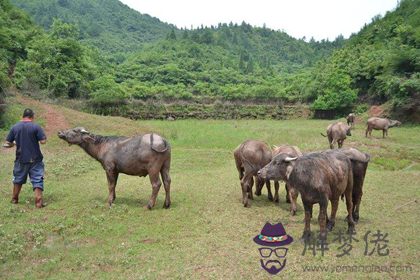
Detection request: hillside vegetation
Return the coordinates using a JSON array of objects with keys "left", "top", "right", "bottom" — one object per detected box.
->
[
  {"left": 1, "top": 0, "right": 420, "bottom": 123},
  {"left": 10, "top": 0, "right": 174, "bottom": 54}
]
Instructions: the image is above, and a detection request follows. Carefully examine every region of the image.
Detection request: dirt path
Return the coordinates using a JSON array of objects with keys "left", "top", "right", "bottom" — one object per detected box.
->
[{"left": 18, "top": 95, "right": 70, "bottom": 137}]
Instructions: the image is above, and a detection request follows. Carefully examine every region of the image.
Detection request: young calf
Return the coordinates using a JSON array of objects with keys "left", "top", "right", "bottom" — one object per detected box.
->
[{"left": 258, "top": 152, "right": 355, "bottom": 242}]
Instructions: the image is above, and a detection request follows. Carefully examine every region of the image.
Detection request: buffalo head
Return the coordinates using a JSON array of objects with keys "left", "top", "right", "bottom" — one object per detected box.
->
[
  {"left": 257, "top": 154, "right": 297, "bottom": 182},
  {"left": 58, "top": 127, "right": 95, "bottom": 146}
]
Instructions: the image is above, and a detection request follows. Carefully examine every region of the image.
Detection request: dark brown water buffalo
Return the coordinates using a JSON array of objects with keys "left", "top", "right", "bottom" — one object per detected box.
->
[
  {"left": 234, "top": 140, "right": 272, "bottom": 207},
  {"left": 346, "top": 113, "right": 355, "bottom": 129},
  {"left": 258, "top": 152, "right": 355, "bottom": 242},
  {"left": 366, "top": 117, "right": 401, "bottom": 138},
  {"left": 324, "top": 148, "right": 370, "bottom": 223},
  {"left": 58, "top": 127, "right": 171, "bottom": 210},
  {"left": 272, "top": 144, "right": 303, "bottom": 215},
  {"left": 321, "top": 122, "right": 352, "bottom": 149}
]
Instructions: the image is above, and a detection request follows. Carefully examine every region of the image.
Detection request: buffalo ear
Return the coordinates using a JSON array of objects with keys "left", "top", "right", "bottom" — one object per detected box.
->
[
  {"left": 82, "top": 134, "right": 95, "bottom": 143},
  {"left": 272, "top": 145, "right": 278, "bottom": 150},
  {"left": 286, "top": 165, "right": 294, "bottom": 180}
]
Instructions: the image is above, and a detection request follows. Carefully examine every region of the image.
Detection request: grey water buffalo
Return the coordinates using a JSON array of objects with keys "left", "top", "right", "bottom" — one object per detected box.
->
[
  {"left": 347, "top": 113, "right": 355, "bottom": 129},
  {"left": 57, "top": 127, "right": 171, "bottom": 210},
  {"left": 234, "top": 140, "right": 272, "bottom": 207},
  {"left": 321, "top": 122, "right": 352, "bottom": 149},
  {"left": 272, "top": 144, "right": 303, "bottom": 215},
  {"left": 324, "top": 148, "right": 370, "bottom": 223},
  {"left": 366, "top": 117, "right": 401, "bottom": 138},
  {"left": 258, "top": 152, "right": 355, "bottom": 242}
]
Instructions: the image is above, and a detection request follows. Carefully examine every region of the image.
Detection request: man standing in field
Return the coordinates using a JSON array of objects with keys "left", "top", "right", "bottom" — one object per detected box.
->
[{"left": 4, "top": 108, "right": 47, "bottom": 208}]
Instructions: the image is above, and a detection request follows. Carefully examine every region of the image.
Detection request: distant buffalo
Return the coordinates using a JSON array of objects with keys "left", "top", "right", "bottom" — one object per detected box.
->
[
  {"left": 347, "top": 113, "right": 355, "bottom": 129},
  {"left": 58, "top": 127, "right": 171, "bottom": 210},
  {"left": 321, "top": 122, "right": 352, "bottom": 149},
  {"left": 234, "top": 140, "right": 272, "bottom": 207},
  {"left": 366, "top": 117, "right": 401, "bottom": 138}
]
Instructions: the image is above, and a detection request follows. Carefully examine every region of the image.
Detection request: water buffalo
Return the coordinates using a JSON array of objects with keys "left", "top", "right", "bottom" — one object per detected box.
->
[
  {"left": 324, "top": 148, "right": 370, "bottom": 223},
  {"left": 57, "top": 127, "right": 171, "bottom": 210},
  {"left": 366, "top": 117, "right": 401, "bottom": 138},
  {"left": 272, "top": 144, "right": 303, "bottom": 215},
  {"left": 321, "top": 122, "right": 352, "bottom": 149},
  {"left": 234, "top": 140, "right": 272, "bottom": 207},
  {"left": 258, "top": 152, "right": 355, "bottom": 242},
  {"left": 346, "top": 113, "right": 355, "bottom": 129}
]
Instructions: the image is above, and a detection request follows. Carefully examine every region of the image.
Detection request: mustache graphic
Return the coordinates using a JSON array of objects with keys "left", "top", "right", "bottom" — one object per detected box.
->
[{"left": 260, "top": 259, "right": 287, "bottom": 275}]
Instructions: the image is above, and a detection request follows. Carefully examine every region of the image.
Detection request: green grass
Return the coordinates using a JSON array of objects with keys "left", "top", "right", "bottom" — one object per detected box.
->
[{"left": 0, "top": 99, "right": 419, "bottom": 279}]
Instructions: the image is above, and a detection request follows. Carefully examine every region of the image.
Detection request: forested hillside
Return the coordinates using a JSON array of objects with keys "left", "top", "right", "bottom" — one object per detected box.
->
[
  {"left": 308, "top": 0, "right": 420, "bottom": 121},
  {"left": 10, "top": 0, "right": 174, "bottom": 54},
  {"left": 1, "top": 0, "right": 420, "bottom": 122}
]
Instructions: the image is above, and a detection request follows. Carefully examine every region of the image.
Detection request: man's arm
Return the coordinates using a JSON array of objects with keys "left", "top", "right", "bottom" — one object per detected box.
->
[
  {"left": 4, "top": 127, "right": 15, "bottom": 148},
  {"left": 36, "top": 125, "right": 47, "bottom": 145},
  {"left": 3, "top": 141, "right": 14, "bottom": 148}
]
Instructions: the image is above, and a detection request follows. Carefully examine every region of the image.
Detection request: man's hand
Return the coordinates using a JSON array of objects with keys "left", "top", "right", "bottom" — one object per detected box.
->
[
  {"left": 40, "top": 139, "right": 47, "bottom": 145},
  {"left": 3, "top": 141, "right": 14, "bottom": 148}
]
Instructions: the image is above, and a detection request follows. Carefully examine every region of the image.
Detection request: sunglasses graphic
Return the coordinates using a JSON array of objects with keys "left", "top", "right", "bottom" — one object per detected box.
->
[{"left": 259, "top": 247, "right": 288, "bottom": 258}]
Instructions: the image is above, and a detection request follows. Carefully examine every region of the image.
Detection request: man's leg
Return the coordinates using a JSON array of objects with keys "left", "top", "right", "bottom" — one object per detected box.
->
[
  {"left": 11, "top": 184, "right": 22, "bottom": 204},
  {"left": 29, "top": 162, "right": 46, "bottom": 208},
  {"left": 11, "top": 162, "right": 28, "bottom": 204}
]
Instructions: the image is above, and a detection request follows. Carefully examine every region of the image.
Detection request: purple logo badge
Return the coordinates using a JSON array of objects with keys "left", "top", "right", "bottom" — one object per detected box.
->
[{"left": 253, "top": 222, "right": 294, "bottom": 275}]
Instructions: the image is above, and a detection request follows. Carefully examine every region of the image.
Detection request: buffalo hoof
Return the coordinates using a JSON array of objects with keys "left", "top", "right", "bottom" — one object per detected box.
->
[
  {"left": 274, "top": 198, "right": 279, "bottom": 203},
  {"left": 290, "top": 210, "right": 296, "bottom": 216},
  {"left": 286, "top": 197, "right": 291, "bottom": 204},
  {"left": 255, "top": 190, "right": 262, "bottom": 196},
  {"left": 267, "top": 194, "right": 273, "bottom": 201},
  {"left": 353, "top": 215, "right": 360, "bottom": 223},
  {"left": 244, "top": 203, "right": 250, "bottom": 208},
  {"left": 326, "top": 222, "right": 335, "bottom": 232},
  {"left": 143, "top": 205, "right": 152, "bottom": 210},
  {"left": 163, "top": 203, "right": 171, "bottom": 209},
  {"left": 11, "top": 199, "right": 18, "bottom": 204}
]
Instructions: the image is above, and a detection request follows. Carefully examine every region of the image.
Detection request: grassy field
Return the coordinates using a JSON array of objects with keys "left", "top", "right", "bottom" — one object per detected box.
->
[{"left": 0, "top": 96, "right": 419, "bottom": 279}]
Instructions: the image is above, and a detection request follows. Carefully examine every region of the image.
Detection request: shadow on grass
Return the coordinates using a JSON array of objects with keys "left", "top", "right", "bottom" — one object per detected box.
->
[{"left": 89, "top": 196, "right": 177, "bottom": 210}]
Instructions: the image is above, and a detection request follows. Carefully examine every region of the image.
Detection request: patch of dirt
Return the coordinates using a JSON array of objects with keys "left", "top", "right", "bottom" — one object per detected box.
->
[
  {"left": 368, "top": 105, "right": 386, "bottom": 117},
  {"left": 140, "top": 238, "right": 157, "bottom": 244},
  {"left": 18, "top": 95, "right": 70, "bottom": 137}
]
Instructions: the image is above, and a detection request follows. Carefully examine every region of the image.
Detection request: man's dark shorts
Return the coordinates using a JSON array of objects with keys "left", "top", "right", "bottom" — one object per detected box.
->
[{"left": 13, "top": 161, "right": 45, "bottom": 191}]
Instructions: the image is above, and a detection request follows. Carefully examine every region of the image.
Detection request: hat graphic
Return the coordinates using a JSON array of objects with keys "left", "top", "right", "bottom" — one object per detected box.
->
[{"left": 253, "top": 222, "right": 294, "bottom": 247}]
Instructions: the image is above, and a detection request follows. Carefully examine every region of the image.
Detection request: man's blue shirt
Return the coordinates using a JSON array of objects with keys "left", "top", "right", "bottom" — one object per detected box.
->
[{"left": 6, "top": 120, "right": 47, "bottom": 163}]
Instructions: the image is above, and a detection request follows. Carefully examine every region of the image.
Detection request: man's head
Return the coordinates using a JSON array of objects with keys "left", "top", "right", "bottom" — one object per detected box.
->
[{"left": 23, "top": 109, "right": 35, "bottom": 119}]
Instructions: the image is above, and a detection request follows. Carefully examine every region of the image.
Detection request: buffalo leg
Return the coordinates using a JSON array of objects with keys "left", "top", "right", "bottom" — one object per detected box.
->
[
  {"left": 266, "top": 180, "right": 273, "bottom": 201},
  {"left": 301, "top": 201, "right": 313, "bottom": 243},
  {"left": 254, "top": 176, "right": 262, "bottom": 196},
  {"left": 144, "top": 170, "right": 162, "bottom": 210},
  {"left": 160, "top": 164, "right": 171, "bottom": 209},
  {"left": 318, "top": 199, "right": 328, "bottom": 242},
  {"left": 274, "top": 181, "right": 280, "bottom": 203},
  {"left": 106, "top": 172, "right": 118, "bottom": 206},
  {"left": 285, "top": 183, "right": 291, "bottom": 203},
  {"left": 248, "top": 176, "right": 254, "bottom": 200},
  {"left": 240, "top": 173, "right": 252, "bottom": 207},
  {"left": 345, "top": 190, "right": 356, "bottom": 233},
  {"left": 327, "top": 198, "right": 339, "bottom": 231},
  {"left": 383, "top": 129, "right": 386, "bottom": 138},
  {"left": 289, "top": 186, "right": 299, "bottom": 216}
]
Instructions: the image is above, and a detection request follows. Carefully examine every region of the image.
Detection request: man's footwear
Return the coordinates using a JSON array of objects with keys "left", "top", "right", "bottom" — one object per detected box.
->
[
  {"left": 34, "top": 188, "right": 47, "bottom": 208},
  {"left": 11, "top": 184, "right": 22, "bottom": 204}
]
